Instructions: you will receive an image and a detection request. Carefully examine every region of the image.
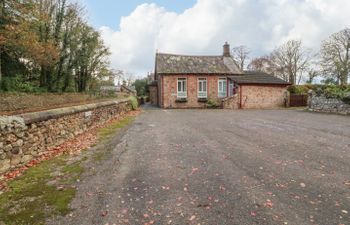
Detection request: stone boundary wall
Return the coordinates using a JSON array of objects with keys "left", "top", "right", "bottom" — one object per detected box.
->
[
  {"left": 0, "top": 99, "right": 132, "bottom": 174},
  {"left": 222, "top": 94, "right": 240, "bottom": 109},
  {"left": 308, "top": 91, "right": 350, "bottom": 115}
]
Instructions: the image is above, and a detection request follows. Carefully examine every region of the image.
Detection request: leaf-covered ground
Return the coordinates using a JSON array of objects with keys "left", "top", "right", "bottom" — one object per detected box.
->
[
  {"left": 0, "top": 110, "right": 140, "bottom": 225},
  {"left": 48, "top": 109, "right": 350, "bottom": 225}
]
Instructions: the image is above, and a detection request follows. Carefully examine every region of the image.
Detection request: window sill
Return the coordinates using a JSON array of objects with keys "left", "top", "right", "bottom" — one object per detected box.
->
[
  {"left": 198, "top": 98, "right": 208, "bottom": 102},
  {"left": 176, "top": 98, "right": 188, "bottom": 103}
]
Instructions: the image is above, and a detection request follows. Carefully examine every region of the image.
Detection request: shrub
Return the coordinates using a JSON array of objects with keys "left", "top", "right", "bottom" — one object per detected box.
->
[
  {"left": 128, "top": 96, "right": 138, "bottom": 110},
  {"left": 206, "top": 99, "right": 219, "bottom": 108},
  {"left": 288, "top": 85, "right": 350, "bottom": 99},
  {"left": 342, "top": 93, "right": 350, "bottom": 104},
  {"left": 288, "top": 85, "right": 310, "bottom": 95},
  {"left": 1, "top": 76, "right": 45, "bottom": 93}
]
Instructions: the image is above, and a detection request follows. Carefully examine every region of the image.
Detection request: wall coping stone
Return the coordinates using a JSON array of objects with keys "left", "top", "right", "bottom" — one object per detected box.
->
[
  {"left": 0, "top": 116, "right": 26, "bottom": 129},
  {"left": 17, "top": 99, "right": 130, "bottom": 124}
]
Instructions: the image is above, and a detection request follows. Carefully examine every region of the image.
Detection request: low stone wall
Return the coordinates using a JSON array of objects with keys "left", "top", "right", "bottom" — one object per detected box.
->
[
  {"left": 308, "top": 91, "right": 350, "bottom": 115},
  {"left": 0, "top": 99, "right": 132, "bottom": 174},
  {"left": 222, "top": 94, "right": 240, "bottom": 109}
]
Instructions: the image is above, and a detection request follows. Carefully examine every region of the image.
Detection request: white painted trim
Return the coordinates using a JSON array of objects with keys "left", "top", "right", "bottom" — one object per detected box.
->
[
  {"left": 177, "top": 78, "right": 187, "bottom": 98},
  {"left": 218, "top": 78, "right": 228, "bottom": 98},
  {"left": 197, "top": 77, "right": 208, "bottom": 98}
]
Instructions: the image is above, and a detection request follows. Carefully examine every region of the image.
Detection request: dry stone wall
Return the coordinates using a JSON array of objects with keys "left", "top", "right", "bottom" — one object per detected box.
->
[
  {"left": 0, "top": 99, "right": 131, "bottom": 174},
  {"left": 308, "top": 91, "right": 350, "bottom": 115}
]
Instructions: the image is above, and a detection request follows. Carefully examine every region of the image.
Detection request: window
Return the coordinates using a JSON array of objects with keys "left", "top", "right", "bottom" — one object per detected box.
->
[
  {"left": 177, "top": 78, "right": 187, "bottom": 98},
  {"left": 218, "top": 78, "right": 227, "bottom": 97},
  {"left": 229, "top": 80, "right": 234, "bottom": 96},
  {"left": 198, "top": 78, "right": 207, "bottom": 98}
]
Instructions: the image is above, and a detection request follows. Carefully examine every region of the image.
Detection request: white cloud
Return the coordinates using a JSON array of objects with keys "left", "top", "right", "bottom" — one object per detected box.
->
[{"left": 99, "top": 0, "right": 350, "bottom": 76}]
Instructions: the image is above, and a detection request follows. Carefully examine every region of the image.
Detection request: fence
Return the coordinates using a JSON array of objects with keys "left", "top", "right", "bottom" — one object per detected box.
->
[{"left": 290, "top": 94, "right": 308, "bottom": 107}]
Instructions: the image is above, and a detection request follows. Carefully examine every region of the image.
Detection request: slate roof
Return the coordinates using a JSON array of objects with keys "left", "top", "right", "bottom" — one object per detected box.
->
[
  {"left": 228, "top": 71, "right": 290, "bottom": 85},
  {"left": 156, "top": 53, "right": 242, "bottom": 74}
]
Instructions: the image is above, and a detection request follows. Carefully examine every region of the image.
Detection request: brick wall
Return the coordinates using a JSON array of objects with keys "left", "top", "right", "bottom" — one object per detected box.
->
[
  {"left": 0, "top": 99, "right": 132, "bottom": 175},
  {"left": 159, "top": 75, "right": 288, "bottom": 109},
  {"left": 241, "top": 85, "right": 287, "bottom": 109},
  {"left": 161, "top": 75, "right": 224, "bottom": 108},
  {"left": 149, "top": 86, "right": 158, "bottom": 105}
]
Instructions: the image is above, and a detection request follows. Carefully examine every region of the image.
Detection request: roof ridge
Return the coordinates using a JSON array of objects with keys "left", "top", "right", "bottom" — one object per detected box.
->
[{"left": 156, "top": 52, "right": 224, "bottom": 58}]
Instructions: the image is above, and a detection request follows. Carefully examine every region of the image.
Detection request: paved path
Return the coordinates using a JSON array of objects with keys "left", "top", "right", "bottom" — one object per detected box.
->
[{"left": 51, "top": 109, "right": 350, "bottom": 225}]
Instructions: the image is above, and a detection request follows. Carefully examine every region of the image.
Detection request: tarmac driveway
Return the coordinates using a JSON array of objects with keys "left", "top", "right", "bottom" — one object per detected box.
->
[{"left": 52, "top": 109, "right": 350, "bottom": 225}]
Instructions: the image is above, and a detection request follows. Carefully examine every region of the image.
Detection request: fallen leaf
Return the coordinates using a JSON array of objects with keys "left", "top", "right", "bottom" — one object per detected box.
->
[
  {"left": 264, "top": 199, "right": 273, "bottom": 208},
  {"left": 100, "top": 211, "right": 108, "bottom": 217},
  {"left": 189, "top": 215, "right": 196, "bottom": 221}
]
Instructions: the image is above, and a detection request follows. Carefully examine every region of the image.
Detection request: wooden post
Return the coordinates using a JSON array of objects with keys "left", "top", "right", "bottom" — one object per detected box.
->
[
  {"left": 285, "top": 90, "right": 290, "bottom": 108},
  {"left": 307, "top": 90, "right": 313, "bottom": 109}
]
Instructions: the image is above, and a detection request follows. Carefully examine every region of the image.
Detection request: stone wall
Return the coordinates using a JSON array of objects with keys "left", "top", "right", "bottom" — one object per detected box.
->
[
  {"left": 0, "top": 93, "right": 107, "bottom": 115},
  {"left": 222, "top": 94, "right": 240, "bottom": 109},
  {"left": 308, "top": 91, "right": 350, "bottom": 115},
  {"left": 0, "top": 99, "right": 131, "bottom": 174}
]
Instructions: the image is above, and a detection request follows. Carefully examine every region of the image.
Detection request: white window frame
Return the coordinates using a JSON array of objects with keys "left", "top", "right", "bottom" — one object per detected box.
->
[
  {"left": 198, "top": 78, "right": 207, "bottom": 98},
  {"left": 229, "top": 80, "right": 234, "bottom": 96},
  {"left": 177, "top": 78, "right": 187, "bottom": 98},
  {"left": 218, "top": 78, "right": 227, "bottom": 98}
]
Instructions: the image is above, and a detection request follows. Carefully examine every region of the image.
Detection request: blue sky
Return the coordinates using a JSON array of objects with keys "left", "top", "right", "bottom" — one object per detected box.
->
[{"left": 83, "top": 0, "right": 196, "bottom": 29}]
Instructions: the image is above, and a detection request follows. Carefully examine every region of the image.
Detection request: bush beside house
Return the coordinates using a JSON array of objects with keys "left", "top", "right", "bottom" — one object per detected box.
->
[{"left": 288, "top": 85, "right": 350, "bottom": 103}]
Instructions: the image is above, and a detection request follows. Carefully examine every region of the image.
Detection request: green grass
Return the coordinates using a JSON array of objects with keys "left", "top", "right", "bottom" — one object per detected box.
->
[
  {"left": 0, "top": 156, "right": 83, "bottom": 225},
  {"left": 0, "top": 113, "right": 137, "bottom": 225},
  {"left": 93, "top": 115, "right": 136, "bottom": 162},
  {"left": 128, "top": 96, "right": 138, "bottom": 110},
  {"left": 98, "top": 116, "right": 135, "bottom": 139}
]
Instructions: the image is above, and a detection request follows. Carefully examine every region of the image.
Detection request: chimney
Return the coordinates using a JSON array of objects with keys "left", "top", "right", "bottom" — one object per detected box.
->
[{"left": 223, "top": 42, "right": 230, "bottom": 57}]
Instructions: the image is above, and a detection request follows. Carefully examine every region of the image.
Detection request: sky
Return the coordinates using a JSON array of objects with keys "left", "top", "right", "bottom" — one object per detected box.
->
[{"left": 79, "top": 0, "right": 350, "bottom": 78}]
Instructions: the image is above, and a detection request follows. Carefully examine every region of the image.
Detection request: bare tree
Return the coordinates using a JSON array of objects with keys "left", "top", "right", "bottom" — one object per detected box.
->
[
  {"left": 232, "top": 45, "right": 250, "bottom": 70},
  {"left": 305, "top": 69, "right": 318, "bottom": 84},
  {"left": 270, "top": 40, "right": 310, "bottom": 85},
  {"left": 304, "top": 56, "right": 321, "bottom": 84},
  {"left": 320, "top": 28, "right": 350, "bottom": 85},
  {"left": 123, "top": 72, "right": 135, "bottom": 86},
  {"left": 248, "top": 55, "right": 274, "bottom": 74}
]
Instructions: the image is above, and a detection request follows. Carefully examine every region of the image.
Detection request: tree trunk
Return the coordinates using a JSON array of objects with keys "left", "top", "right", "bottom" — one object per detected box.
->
[
  {"left": 40, "top": 66, "right": 46, "bottom": 87},
  {"left": 340, "top": 70, "right": 348, "bottom": 85},
  {"left": 0, "top": 48, "right": 2, "bottom": 85}
]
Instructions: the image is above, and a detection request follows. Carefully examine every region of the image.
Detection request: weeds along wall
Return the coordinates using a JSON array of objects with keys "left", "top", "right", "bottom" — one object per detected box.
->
[{"left": 0, "top": 99, "right": 132, "bottom": 175}]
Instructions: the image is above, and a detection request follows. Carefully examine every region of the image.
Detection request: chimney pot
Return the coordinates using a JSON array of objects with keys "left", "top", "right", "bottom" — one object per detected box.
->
[{"left": 223, "top": 42, "right": 230, "bottom": 57}]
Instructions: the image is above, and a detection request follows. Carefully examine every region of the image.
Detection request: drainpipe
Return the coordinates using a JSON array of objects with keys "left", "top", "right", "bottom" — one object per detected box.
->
[
  {"left": 227, "top": 78, "right": 229, "bottom": 97},
  {"left": 161, "top": 76, "right": 164, "bottom": 108},
  {"left": 240, "top": 85, "right": 243, "bottom": 109}
]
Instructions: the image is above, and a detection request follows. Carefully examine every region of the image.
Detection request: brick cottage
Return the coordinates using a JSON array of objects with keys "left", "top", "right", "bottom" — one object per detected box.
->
[{"left": 149, "top": 43, "right": 290, "bottom": 109}]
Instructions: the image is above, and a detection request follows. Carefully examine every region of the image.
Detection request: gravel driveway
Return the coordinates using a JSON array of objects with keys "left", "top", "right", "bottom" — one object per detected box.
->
[{"left": 50, "top": 108, "right": 350, "bottom": 225}]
